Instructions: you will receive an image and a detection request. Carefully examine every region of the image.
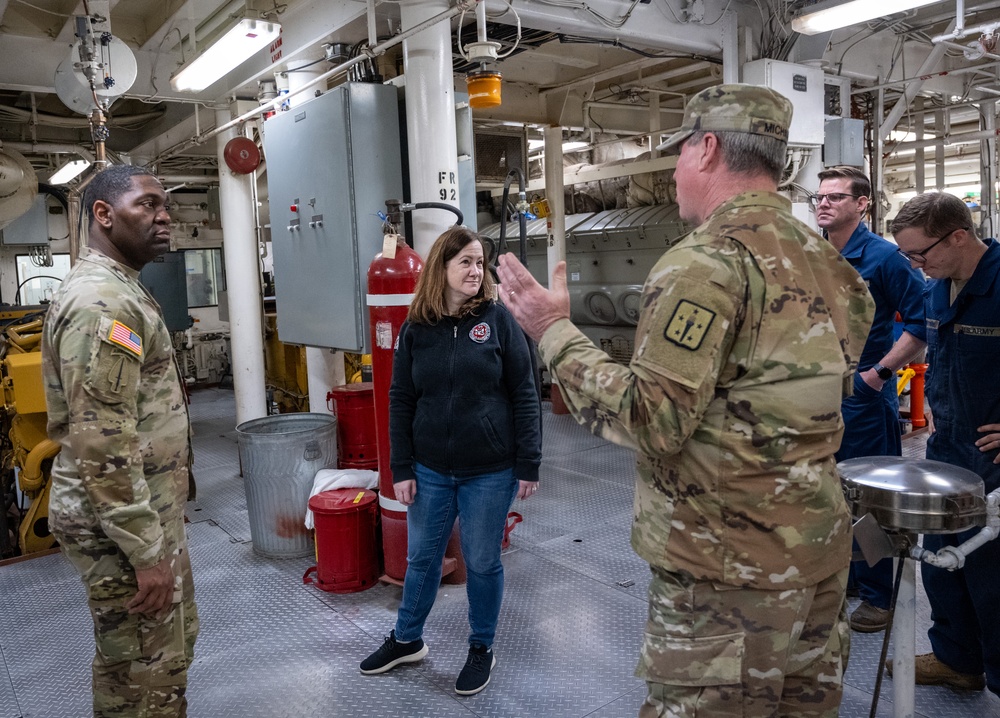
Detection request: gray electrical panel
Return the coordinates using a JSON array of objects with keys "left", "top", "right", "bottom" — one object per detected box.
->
[
  {"left": 824, "top": 118, "right": 865, "bottom": 167},
  {"left": 261, "top": 82, "right": 403, "bottom": 351},
  {"left": 139, "top": 251, "right": 189, "bottom": 331},
  {"left": 2, "top": 194, "right": 49, "bottom": 245}
]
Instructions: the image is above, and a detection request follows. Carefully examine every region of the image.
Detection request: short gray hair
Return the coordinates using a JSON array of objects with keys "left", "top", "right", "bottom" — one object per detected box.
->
[{"left": 687, "top": 130, "right": 786, "bottom": 183}]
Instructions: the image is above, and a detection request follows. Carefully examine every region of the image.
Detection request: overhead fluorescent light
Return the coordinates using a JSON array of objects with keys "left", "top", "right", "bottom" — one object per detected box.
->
[
  {"left": 170, "top": 17, "right": 281, "bottom": 92},
  {"left": 49, "top": 159, "right": 91, "bottom": 185},
  {"left": 791, "top": 0, "right": 940, "bottom": 35}
]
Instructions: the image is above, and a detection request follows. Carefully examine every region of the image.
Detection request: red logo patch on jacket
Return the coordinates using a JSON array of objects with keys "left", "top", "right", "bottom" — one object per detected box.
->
[{"left": 469, "top": 322, "right": 491, "bottom": 343}]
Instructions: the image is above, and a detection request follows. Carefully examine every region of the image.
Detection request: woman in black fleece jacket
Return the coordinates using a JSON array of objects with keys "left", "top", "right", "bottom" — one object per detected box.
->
[{"left": 360, "top": 227, "right": 541, "bottom": 695}]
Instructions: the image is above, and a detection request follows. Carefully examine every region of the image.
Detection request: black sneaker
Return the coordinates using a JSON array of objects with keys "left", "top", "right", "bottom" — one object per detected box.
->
[
  {"left": 455, "top": 643, "right": 496, "bottom": 695},
  {"left": 360, "top": 630, "right": 428, "bottom": 675}
]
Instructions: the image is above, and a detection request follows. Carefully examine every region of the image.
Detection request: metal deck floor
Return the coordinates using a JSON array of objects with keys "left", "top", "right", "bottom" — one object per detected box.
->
[{"left": 2, "top": 387, "right": 999, "bottom": 717}]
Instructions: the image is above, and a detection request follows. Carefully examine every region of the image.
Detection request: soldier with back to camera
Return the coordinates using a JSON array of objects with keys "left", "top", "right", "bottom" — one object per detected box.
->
[{"left": 499, "top": 84, "right": 875, "bottom": 717}]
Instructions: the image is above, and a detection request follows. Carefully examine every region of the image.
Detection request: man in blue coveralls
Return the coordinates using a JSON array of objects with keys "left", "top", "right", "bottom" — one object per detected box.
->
[
  {"left": 814, "top": 166, "right": 927, "bottom": 632},
  {"left": 888, "top": 191, "right": 1000, "bottom": 693}
]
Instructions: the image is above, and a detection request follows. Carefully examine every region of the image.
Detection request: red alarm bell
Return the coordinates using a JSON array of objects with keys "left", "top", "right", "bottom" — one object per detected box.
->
[{"left": 223, "top": 137, "right": 261, "bottom": 174}]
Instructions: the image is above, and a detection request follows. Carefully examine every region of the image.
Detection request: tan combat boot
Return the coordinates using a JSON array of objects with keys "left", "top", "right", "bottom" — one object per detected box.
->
[{"left": 885, "top": 652, "right": 986, "bottom": 691}]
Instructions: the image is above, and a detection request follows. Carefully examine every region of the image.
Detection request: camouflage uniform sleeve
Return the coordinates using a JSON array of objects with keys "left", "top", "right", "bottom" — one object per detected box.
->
[
  {"left": 538, "top": 245, "right": 745, "bottom": 456},
  {"left": 57, "top": 304, "right": 165, "bottom": 569}
]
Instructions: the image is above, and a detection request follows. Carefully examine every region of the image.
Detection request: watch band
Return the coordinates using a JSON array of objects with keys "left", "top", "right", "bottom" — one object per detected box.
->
[{"left": 872, "top": 363, "right": 894, "bottom": 381}]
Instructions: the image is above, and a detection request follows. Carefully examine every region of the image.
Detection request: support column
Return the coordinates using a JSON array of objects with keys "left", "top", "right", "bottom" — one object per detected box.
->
[
  {"left": 915, "top": 97, "right": 925, "bottom": 194},
  {"left": 935, "top": 106, "right": 946, "bottom": 190},
  {"left": 544, "top": 125, "right": 566, "bottom": 288},
  {"left": 893, "top": 557, "right": 917, "bottom": 718},
  {"left": 215, "top": 109, "right": 268, "bottom": 424},
  {"left": 401, "top": 0, "right": 460, "bottom": 258},
  {"left": 981, "top": 99, "right": 997, "bottom": 238}
]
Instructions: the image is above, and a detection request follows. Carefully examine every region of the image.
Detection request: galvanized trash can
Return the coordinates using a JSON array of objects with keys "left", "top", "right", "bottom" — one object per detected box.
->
[{"left": 236, "top": 413, "right": 337, "bottom": 558}]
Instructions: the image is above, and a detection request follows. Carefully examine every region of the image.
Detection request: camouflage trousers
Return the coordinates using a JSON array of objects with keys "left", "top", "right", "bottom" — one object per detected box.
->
[
  {"left": 55, "top": 516, "right": 199, "bottom": 718},
  {"left": 636, "top": 566, "right": 850, "bottom": 718}
]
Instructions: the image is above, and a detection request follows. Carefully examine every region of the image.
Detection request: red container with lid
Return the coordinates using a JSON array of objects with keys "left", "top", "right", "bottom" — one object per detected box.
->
[
  {"left": 303, "top": 488, "right": 379, "bottom": 593},
  {"left": 327, "top": 383, "right": 378, "bottom": 470}
]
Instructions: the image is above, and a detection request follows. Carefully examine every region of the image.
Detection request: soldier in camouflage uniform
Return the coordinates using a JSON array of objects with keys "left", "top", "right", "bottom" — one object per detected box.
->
[
  {"left": 41, "top": 164, "right": 198, "bottom": 717},
  {"left": 498, "top": 84, "right": 875, "bottom": 716}
]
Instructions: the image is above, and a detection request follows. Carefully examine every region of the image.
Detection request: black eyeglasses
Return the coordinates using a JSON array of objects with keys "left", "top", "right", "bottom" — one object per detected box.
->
[
  {"left": 897, "top": 228, "right": 964, "bottom": 263},
  {"left": 808, "top": 193, "right": 862, "bottom": 208}
]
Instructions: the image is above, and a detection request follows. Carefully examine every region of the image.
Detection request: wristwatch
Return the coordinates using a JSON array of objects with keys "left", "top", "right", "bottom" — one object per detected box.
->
[{"left": 872, "top": 363, "right": 894, "bottom": 381}]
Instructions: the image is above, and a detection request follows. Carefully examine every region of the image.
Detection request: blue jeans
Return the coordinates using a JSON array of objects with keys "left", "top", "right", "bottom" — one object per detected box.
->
[{"left": 395, "top": 462, "right": 517, "bottom": 648}]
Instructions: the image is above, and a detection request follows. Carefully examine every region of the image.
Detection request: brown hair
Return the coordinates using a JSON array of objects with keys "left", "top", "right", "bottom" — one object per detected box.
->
[
  {"left": 817, "top": 165, "right": 871, "bottom": 198},
  {"left": 407, "top": 227, "right": 495, "bottom": 324},
  {"left": 890, "top": 192, "right": 974, "bottom": 238}
]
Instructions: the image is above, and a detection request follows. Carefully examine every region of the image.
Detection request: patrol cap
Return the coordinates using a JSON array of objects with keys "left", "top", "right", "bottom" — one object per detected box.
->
[{"left": 656, "top": 83, "right": 793, "bottom": 154}]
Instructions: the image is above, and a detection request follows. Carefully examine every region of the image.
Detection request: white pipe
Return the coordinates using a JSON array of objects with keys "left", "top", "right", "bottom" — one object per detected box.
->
[
  {"left": 476, "top": 0, "right": 487, "bottom": 44},
  {"left": 893, "top": 128, "right": 1000, "bottom": 152},
  {"left": 2, "top": 141, "right": 95, "bottom": 162},
  {"left": 154, "top": 1, "right": 472, "bottom": 165},
  {"left": 911, "top": 490, "right": 1000, "bottom": 570},
  {"left": 894, "top": 558, "right": 916, "bottom": 718},
  {"left": 401, "top": 0, "right": 460, "bottom": 258},
  {"left": 214, "top": 109, "right": 268, "bottom": 424},
  {"left": 933, "top": 18, "right": 1000, "bottom": 42},
  {"left": 543, "top": 125, "right": 565, "bottom": 289},
  {"left": 367, "top": 0, "right": 378, "bottom": 47},
  {"left": 957, "top": 0, "right": 966, "bottom": 36}
]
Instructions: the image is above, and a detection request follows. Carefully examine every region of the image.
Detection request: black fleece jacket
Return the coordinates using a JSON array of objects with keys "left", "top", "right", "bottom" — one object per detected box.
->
[{"left": 388, "top": 301, "right": 541, "bottom": 484}]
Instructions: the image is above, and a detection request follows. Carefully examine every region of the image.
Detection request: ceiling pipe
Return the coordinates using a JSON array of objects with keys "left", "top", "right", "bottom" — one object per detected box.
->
[
  {"left": 852, "top": 60, "right": 1000, "bottom": 94},
  {"left": 932, "top": 17, "right": 1000, "bottom": 42},
  {"left": 1, "top": 141, "right": 95, "bottom": 162},
  {"left": 890, "top": 127, "right": 1000, "bottom": 151},
  {"left": 152, "top": 0, "right": 474, "bottom": 165}
]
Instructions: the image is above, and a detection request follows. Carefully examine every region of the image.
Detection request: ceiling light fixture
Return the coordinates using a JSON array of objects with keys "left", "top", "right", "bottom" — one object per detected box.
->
[
  {"left": 791, "top": 0, "right": 940, "bottom": 35},
  {"left": 49, "top": 159, "right": 91, "bottom": 185},
  {"left": 170, "top": 16, "right": 281, "bottom": 92}
]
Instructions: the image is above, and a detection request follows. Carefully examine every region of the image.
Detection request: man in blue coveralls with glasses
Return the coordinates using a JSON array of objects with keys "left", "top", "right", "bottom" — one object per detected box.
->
[
  {"left": 813, "top": 166, "right": 927, "bottom": 632},
  {"left": 887, "top": 191, "right": 1000, "bottom": 694}
]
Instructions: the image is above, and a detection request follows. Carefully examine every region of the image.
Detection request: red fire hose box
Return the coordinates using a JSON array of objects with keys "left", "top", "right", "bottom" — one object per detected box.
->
[{"left": 303, "top": 488, "right": 379, "bottom": 594}]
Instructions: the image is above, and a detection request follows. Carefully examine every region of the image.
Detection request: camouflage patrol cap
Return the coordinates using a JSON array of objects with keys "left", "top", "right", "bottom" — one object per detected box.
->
[{"left": 657, "top": 83, "right": 793, "bottom": 154}]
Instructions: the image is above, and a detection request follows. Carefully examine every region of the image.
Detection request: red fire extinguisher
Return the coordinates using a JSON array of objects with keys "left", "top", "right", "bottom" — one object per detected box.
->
[{"left": 366, "top": 236, "right": 423, "bottom": 581}]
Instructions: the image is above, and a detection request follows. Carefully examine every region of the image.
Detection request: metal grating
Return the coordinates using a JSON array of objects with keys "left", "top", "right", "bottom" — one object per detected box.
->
[{"left": 1, "top": 390, "right": 998, "bottom": 718}]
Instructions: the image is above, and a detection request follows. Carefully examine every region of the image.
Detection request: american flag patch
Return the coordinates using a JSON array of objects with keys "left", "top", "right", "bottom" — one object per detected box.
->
[{"left": 108, "top": 320, "right": 142, "bottom": 356}]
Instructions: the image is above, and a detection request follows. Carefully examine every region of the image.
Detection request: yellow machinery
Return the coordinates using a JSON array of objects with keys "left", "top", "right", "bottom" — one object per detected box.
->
[
  {"left": 0, "top": 307, "right": 58, "bottom": 557},
  {"left": 263, "top": 312, "right": 309, "bottom": 414}
]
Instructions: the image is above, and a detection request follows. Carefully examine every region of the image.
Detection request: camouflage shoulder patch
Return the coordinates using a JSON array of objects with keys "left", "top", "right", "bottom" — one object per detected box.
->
[{"left": 664, "top": 300, "right": 715, "bottom": 351}]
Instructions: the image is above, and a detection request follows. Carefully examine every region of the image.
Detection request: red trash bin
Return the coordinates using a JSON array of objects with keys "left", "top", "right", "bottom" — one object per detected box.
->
[
  {"left": 327, "top": 383, "right": 379, "bottom": 470},
  {"left": 303, "top": 488, "right": 379, "bottom": 593}
]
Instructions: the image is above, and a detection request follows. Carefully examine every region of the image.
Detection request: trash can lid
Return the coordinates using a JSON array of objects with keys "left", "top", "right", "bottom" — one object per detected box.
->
[
  {"left": 309, "top": 488, "right": 377, "bottom": 513},
  {"left": 329, "top": 382, "right": 373, "bottom": 397}
]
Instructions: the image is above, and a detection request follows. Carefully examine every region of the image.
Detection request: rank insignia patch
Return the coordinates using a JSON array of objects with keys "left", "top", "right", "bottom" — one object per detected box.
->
[
  {"left": 108, "top": 320, "right": 142, "bottom": 356},
  {"left": 664, "top": 300, "right": 715, "bottom": 351}
]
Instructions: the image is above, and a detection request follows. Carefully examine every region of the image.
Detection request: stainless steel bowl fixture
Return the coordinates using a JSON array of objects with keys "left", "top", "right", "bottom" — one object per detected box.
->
[{"left": 838, "top": 457, "right": 987, "bottom": 534}]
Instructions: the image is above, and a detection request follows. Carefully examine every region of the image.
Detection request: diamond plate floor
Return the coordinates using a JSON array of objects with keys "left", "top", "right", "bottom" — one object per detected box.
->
[{"left": 0, "top": 388, "right": 997, "bottom": 717}]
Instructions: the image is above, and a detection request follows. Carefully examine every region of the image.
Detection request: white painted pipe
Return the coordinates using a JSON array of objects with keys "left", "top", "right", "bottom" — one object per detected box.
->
[
  {"left": 933, "top": 18, "right": 1000, "bottom": 42},
  {"left": 401, "top": 0, "right": 460, "bottom": 258},
  {"left": 476, "top": 0, "right": 487, "bottom": 44},
  {"left": 894, "top": 557, "right": 916, "bottom": 718},
  {"left": 543, "top": 125, "right": 565, "bottom": 289},
  {"left": 214, "top": 109, "right": 268, "bottom": 424},
  {"left": 2, "top": 141, "right": 95, "bottom": 162}
]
